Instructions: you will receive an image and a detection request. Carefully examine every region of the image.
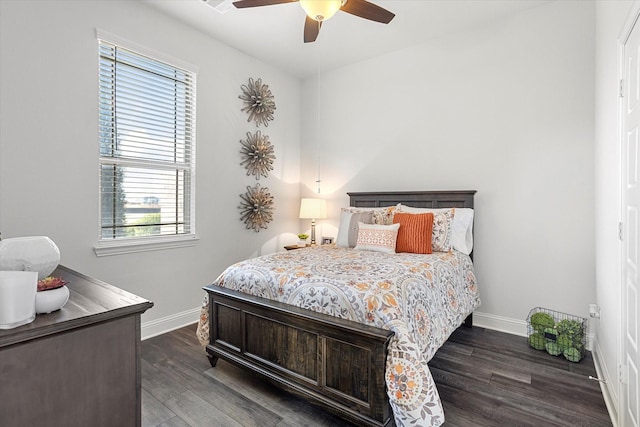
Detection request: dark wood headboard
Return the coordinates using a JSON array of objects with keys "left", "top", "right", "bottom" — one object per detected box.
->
[{"left": 348, "top": 190, "right": 476, "bottom": 209}]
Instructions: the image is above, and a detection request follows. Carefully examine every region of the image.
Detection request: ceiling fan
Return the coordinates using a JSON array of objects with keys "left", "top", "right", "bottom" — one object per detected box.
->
[{"left": 232, "top": 0, "right": 395, "bottom": 43}]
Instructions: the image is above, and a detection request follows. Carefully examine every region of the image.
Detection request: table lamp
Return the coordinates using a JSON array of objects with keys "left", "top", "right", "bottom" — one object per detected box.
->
[{"left": 298, "top": 198, "right": 327, "bottom": 245}]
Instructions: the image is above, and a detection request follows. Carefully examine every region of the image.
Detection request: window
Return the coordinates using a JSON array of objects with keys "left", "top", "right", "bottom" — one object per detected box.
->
[{"left": 96, "top": 31, "right": 197, "bottom": 255}]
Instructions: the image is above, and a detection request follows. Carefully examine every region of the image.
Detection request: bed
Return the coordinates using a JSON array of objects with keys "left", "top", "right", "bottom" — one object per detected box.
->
[{"left": 196, "top": 190, "right": 480, "bottom": 427}]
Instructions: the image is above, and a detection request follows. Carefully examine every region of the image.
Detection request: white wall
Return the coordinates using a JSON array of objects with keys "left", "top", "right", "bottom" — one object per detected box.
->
[
  {"left": 594, "top": 0, "right": 636, "bottom": 421},
  {"left": 301, "top": 0, "right": 596, "bottom": 333},
  {"left": 0, "top": 0, "right": 302, "bottom": 334}
]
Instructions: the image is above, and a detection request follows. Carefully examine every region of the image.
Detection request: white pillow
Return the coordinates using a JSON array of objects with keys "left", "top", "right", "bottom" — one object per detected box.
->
[
  {"left": 399, "top": 205, "right": 474, "bottom": 255},
  {"left": 336, "top": 210, "right": 374, "bottom": 248},
  {"left": 354, "top": 222, "right": 400, "bottom": 254},
  {"left": 450, "top": 208, "right": 474, "bottom": 255}
]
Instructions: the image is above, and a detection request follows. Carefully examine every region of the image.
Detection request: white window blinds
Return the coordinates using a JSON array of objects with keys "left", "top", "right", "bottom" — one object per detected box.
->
[{"left": 98, "top": 36, "right": 196, "bottom": 243}]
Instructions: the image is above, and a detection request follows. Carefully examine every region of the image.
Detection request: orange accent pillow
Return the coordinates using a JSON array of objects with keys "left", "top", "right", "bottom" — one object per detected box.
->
[{"left": 393, "top": 212, "right": 434, "bottom": 254}]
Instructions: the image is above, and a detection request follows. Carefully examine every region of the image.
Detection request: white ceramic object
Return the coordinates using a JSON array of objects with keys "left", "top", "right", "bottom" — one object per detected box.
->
[
  {"left": 35, "top": 285, "right": 69, "bottom": 314},
  {"left": 0, "top": 236, "right": 60, "bottom": 280},
  {"left": 298, "top": 240, "right": 308, "bottom": 248},
  {"left": 0, "top": 271, "right": 37, "bottom": 329}
]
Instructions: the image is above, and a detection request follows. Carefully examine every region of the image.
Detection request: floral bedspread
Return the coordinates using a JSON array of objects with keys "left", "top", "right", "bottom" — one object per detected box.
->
[{"left": 196, "top": 245, "right": 480, "bottom": 427}]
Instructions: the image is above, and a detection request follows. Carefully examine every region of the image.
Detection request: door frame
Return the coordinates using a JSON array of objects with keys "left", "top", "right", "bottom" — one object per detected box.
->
[{"left": 619, "top": 3, "right": 640, "bottom": 426}]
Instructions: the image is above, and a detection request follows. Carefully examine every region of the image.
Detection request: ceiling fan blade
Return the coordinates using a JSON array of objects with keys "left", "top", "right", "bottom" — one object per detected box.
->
[
  {"left": 340, "top": 0, "right": 395, "bottom": 24},
  {"left": 303, "top": 16, "right": 321, "bottom": 43},
  {"left": 232, "top": 0, "right": 297, "bottom": 9}
]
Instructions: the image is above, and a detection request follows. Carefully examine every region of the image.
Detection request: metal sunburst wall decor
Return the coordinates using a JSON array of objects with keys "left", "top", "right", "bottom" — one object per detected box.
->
[
  {"left": 239, "top": 183, "right": 274, "bottom": 232},
  {"left": 240, "top": 131, "right": 275, "bottom": 180},
  {"left": 239, "top": 77, "right": 276, "bottom": 127}
]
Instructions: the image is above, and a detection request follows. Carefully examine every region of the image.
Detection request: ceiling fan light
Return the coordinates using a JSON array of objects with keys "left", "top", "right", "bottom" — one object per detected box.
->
[{"left": 299, "top": 0, "right": 343, "bottom": 22}]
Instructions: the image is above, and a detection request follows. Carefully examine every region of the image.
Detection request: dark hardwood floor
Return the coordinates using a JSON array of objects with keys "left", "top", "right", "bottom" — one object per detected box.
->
[{"left": 141, "top": 324, "right": 612, "bottom": 427}]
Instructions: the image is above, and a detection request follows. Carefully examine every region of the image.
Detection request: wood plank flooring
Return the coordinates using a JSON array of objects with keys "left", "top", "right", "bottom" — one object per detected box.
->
[{"left": 141, "top": 324, "right": 612, "bottom": 427}]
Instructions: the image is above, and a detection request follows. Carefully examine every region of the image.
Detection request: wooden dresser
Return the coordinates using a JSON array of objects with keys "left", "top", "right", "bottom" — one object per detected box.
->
[{"left": 0, "top": 265, "right": 153, "bottom": 427}]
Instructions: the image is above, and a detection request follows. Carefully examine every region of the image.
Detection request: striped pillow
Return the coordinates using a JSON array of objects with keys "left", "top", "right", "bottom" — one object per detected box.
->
[{"left": 393, "top": 212, "right": 434, "bottom": 254}]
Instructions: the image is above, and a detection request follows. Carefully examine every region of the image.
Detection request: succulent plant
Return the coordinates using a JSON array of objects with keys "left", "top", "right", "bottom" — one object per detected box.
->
[{"left": 37, "top": 276, "right": 67, "bottom": 292}]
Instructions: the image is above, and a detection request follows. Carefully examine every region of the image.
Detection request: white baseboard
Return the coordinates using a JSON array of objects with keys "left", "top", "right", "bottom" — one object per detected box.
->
[
  {"left": 592, "top": 337, "right": 619, "bottom": 427},
  {"left": 473, "top": 311, "right": 528, "bottom": 336},
  {"left": 142, "top": 309, "right": 598, "bottom": 355},
  {"left": 141, "top": 307, "right": 200, "bottom": 340},
  {"left": 143, "top": 309, "right": 530, "bottom": 342}
]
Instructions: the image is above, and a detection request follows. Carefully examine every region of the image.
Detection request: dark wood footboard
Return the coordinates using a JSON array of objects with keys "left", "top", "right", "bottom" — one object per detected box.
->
[
  {"left": 203, "top": 190, "right": 477, "bottom": 426},
  {"left": 204, "top": 285, "right": 395, "bottom": 427}
]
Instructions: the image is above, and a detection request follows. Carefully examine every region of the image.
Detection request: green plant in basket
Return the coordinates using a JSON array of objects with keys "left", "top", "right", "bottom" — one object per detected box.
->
[
  {"left": 530, "top": 312, "right": 555, "bottom": 332},
  {"left": 556, "top": 335, "right": 573, "bottom": 351},
  {"left": 573, "top": 340, "right": 585, "bottom": 353},
  {"left": 543, "top": 327, "right": 558, "bottom": 340},
  {"left": 545, "top": 341, "right": 562, "bottom": 356},
  {"left": 556, "top": 319, "right": 583, "bottom": 340},
  {"left": 528, "top": 333, "right": 546, "bottom": 350},
  {"left": 563, "top": 347, "right": 581, "bottom": 362}
]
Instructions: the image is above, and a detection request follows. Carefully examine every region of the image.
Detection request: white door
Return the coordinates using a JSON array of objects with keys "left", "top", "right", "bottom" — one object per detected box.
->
[{"left": 622, "top": 12, "right": 640, "bottom": 427}]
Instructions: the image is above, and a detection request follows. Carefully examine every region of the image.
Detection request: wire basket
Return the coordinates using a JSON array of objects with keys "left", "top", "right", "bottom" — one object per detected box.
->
[{"left": 526, "top": 307, "right": 587, "bottom": 363}]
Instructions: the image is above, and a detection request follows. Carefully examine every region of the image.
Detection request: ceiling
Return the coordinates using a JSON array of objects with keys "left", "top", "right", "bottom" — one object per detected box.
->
[{"left": 144, "top": 0, "right": 552, "bottom": 79}]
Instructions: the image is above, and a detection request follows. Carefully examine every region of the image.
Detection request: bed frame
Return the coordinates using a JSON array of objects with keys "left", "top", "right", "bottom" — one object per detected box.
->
[{"left": 204, "top": 190, "right": 476, "bottom": 427}]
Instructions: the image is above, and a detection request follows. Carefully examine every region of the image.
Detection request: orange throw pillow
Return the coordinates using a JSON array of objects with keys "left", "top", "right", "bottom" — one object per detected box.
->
[{"left": 393, "top": 212, "right": 434, "bottom": 254}]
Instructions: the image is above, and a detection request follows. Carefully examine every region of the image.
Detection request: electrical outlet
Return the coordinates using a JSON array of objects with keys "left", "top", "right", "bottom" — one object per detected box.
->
[{"left": 589, "top": 303, "right": 600, "bottom": 318}]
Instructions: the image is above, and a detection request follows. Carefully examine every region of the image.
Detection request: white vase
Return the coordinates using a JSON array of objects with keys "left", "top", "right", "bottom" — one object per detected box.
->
[
  {"left": 35, "top": 285, "right": 69, "bottom": 314},
  {"left": 0, "top": 236, "right": 60, "bottom": 280},
  {"left": 0, "top": 271, "right": 37, "bottom": 329},
  {"left": 298, "top": 240, "right": 308, "bottom": 248}
]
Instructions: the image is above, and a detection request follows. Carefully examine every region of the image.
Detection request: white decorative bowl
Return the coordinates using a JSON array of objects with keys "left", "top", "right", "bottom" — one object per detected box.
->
[
  {"left": 35, "top": 285, "right": 69, "bottom": 314},
  {"left": 0, "top": 236, "right": 60, "bottom": 280}
]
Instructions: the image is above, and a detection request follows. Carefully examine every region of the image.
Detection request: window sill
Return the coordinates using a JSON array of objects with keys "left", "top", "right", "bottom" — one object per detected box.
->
[{"left": 94, "top": 234, "right": 199, "bottom": 257}]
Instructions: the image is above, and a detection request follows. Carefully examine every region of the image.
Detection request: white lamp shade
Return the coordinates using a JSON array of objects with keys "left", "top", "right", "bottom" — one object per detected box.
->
[
  {"left": 0, "top": 236, "right": 60, "bottom": 280},
  {"left": 299, "top": 198, "right": 327, "bottom": 219},
  {"left": 299, "top": 0, "right": 342, "bottom": 21}
]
